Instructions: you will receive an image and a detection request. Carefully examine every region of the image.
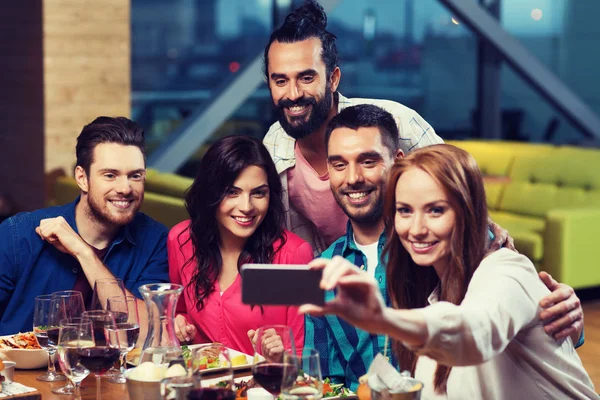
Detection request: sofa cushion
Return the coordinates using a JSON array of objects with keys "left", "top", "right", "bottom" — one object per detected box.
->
[
  {"left": 510, "top": 230, "right": 544, "bottom": 263},
  {"left": 145, "top": 168, "right": 193, "bottom": 199},
  {"left": 488, "top": 210, "right": 545, "bottom": 262},
  {"left": 500, "top": 150, "right": 600, "bottom": 218}
]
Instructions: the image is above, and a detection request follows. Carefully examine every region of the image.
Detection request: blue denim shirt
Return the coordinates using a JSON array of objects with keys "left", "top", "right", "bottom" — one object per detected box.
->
[{"left": 0, "top": 198, "right": 170, "bottom": 335}]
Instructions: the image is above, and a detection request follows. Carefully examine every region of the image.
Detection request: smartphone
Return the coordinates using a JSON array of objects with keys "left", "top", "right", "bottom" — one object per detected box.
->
[{"left": 241, "top": 264, "right": 324, "bottom": 306}]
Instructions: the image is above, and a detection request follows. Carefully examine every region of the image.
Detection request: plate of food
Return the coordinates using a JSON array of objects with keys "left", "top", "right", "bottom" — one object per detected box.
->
[
  {"left": 0, "top": 332, "right": 48, "bottom": 369},
  {"left": 126, "top": 343, "right": 253, "bottom": 373},
  {"left": 200, "top": 376, "right": 356, "bottom": 400}
]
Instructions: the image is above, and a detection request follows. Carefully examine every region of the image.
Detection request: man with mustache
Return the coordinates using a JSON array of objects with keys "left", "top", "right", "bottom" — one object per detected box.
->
[
  {"left": 263, "top": 0, "right": 444, "bottom": 255},
  {"left": 302, "top": 104, "right": 584, "bottom": 391},
  {"left": 0, "top": 117, "right": 170, "bottom": 335}
]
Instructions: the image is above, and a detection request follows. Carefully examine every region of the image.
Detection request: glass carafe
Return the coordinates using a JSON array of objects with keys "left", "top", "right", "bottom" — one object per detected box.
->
[{"left": 138, "top": 283, "right": 184, "bottom": 366}]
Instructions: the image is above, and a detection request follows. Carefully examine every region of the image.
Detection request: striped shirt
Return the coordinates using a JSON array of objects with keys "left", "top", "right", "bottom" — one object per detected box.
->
[
  {"left": 263, "top": 93, "right": 444, "bottom": 256},
  {"left": 302, "top": 222, "right": 396, "bottom": 391}
]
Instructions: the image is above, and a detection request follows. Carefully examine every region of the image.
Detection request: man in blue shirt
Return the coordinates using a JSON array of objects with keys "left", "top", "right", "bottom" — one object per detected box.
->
[
  {"left": 0, "top": 116, "right": 169, "bottom": 335},
  {"left": 302, "top": 104, "right": 585, "bottom": 391}
]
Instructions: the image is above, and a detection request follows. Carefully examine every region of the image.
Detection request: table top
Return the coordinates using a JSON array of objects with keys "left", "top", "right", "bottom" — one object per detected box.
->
[
  {"left": 11, "top": 367, "right": 253, "bottom": 400},
  {"left": 11, "top": 369, "right": 128, "bottom": 400}
]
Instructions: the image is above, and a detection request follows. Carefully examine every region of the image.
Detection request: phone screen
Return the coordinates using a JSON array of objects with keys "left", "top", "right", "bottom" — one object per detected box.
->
[{"left": 241, "top": 264, "right": 325, "bottom": 306}]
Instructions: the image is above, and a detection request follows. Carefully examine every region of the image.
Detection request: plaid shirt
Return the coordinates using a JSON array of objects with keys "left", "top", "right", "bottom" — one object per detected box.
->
[
  {"left": 302, "top": 222, "right": 396, "bottom": 391},
  {"left": 263, "top": 93, "right": 443, "bottom": 255}
]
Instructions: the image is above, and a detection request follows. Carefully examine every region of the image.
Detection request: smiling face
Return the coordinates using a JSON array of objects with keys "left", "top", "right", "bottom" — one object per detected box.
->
[
  {"left": 216, "top": 165, "right": 270, "bottom": 247},
  {"left": 327, "top": 126, "right": 395, "bottom": 225},
  {"left": 394, "top": 167, "right": 456, "bottom": 277},
  {"left": 77, "top": 142, "right": 145, "bottom": 227},
  {"left": 267, "top": 38, "right": 340, "bottom": 140}
]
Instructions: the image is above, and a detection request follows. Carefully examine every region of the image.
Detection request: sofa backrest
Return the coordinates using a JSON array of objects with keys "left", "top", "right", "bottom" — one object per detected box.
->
[
  {"left": 447, "top": 140, "right": 556, "bottom": 210},
  {"left": 145, "top": 168, "right": 193, "bottom": 199},
  {"left": 500, "top": 147, "right": 600, "bottom": 218}
]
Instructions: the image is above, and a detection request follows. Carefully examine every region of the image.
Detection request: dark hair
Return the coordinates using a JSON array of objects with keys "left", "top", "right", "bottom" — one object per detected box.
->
[
  {"left": 76, "top": 116, "right": 145, "bottom": 174},
  {"left": 383, "top": 144, "right": 489, "bottom": 394},
  {"left": 325, "top": 104, "right": 399, "bottom": 157},
  {"left": 264, "top": 0, "right": 339, "bottom": 80},
  {"left": 181, "top": 135, "right": 286, "bottom": 310}
]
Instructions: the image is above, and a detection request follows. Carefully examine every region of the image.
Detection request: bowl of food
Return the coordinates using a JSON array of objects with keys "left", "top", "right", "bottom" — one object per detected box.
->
[
  {"left": 0, "top": 332, "right": 47, "bottom": 369},
  {"left": 125, "top": 361, "right": 187, "bottom": 400}
]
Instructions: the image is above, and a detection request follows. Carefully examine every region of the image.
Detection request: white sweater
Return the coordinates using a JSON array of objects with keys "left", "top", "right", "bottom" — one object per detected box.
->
[{"left": 410, "top": 249, "right": 597, "bottom": 399}]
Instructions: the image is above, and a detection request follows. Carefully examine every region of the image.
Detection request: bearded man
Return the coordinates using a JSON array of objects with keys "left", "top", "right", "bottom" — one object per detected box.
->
[{"left": 0, "top": 116, "right": 169, "bottom": 335}]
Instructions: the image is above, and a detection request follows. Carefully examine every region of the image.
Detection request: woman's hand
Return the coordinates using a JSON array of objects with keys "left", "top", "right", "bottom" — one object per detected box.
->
[
  {"left": 174, "top": 314, "right": 197, "bottom": 343},
  {"left": 299, "top": 256, "right": 388, "bottom": 334},
  {"left": 247, "top": 329, "right": 285, "bottom": 363}
]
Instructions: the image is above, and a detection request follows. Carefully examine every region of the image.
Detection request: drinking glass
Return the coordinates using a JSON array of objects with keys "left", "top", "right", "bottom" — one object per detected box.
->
[
  {"left": 56, "top": 317, "right": 93, "bottom": 400},
  {"left": 107, "top": 295, "right": 140, "bottom": 384},
  {"left": 81, "top": 310, "right": 121, "bottom": 400},
  {"left": 281, "top": 350, "right": 323, "bottom": 400},
  {"left": 49, "top": 290, "right": 86, "bottom": 395},
  {"left": 251, "top": 325, "right": 296, "bottom": 396},
  {"left": 90, "top": 278, "right": 126, "bottom": 312},
  {"left": 33, "top": 294, "right": 66, "bottom": 382},
  {"left": 188, "top": 344, "right": 235, "bottom": 400}
]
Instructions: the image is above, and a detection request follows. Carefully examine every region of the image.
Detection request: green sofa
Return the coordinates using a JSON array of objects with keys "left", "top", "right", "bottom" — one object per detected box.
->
[
  {"left": 448, "top": 140, "right": 600, "bottom": 289},
  {"left": 51, "top": 168, "right": 192, "bottom": 228}
]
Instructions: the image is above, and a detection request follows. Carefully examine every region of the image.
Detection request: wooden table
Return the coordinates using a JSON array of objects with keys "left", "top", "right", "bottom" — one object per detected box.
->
[
  {"left": 11, "top": 367, "right": 253, "bottom": 399},
  {"left": 11, "top": 369, "right": 129, "bottom": 399}
]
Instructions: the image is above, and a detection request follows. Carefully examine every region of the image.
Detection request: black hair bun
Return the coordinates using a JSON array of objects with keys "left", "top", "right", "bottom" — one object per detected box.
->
[{"left": 284, "top": 0, "right": 327, "bottom": 30}]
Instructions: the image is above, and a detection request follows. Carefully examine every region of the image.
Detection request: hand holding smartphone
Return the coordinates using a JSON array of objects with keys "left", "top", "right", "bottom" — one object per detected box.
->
[{"left": 241, "top": 264, "right": 325, "bottom": 306}]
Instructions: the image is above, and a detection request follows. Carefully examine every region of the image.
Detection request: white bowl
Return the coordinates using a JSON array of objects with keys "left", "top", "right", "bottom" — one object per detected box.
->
[{"left": 0, "top": 348, "right": 48, "bottom": 370}]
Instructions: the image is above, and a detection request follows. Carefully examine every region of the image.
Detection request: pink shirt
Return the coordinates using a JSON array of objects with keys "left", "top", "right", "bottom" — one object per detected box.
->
[
  {"left": 168, "top": 221, "right": 313, "bottom": 356},
  {"left": 287, "top": 144, "right": 348, "bottom": 247}
]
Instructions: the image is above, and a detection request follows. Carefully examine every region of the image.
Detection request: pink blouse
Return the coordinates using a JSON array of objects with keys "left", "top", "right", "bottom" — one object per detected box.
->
[{"left": 168, "top": 220, "right": 314, "bottom": 356}]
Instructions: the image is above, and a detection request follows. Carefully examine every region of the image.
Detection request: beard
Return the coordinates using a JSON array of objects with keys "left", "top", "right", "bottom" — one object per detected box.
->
[
  {"left": 275, "top": 83, "right": 333, "bottom": 140},
  {"left": 86, "top": 187, "right": 141, "bottom": 227},
  {"left": 332, "top": 183, "right": 384, "bottom": 225}
]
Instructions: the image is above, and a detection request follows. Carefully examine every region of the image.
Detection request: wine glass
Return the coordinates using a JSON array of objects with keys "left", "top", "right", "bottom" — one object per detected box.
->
[
  {"left": 49, "top": 290, "right": 86, "bottom": 395},
  {"left": 56, "top": 317, "right": 93, "bottom": 400},
  {"left": 81, "top": 310, "right": 122, "bottom": 400},
  {"left": 107, "top": 295, "right": 140, "bottom": 384},
  {"left": 281, "top": 349, "right": 323, "bottom": 400},
  {"left": 251, "top": 325, "right": 296, "bottom": 397},
  {"left": 90, "top": 278, "right": 126, "bottom": 312},
  {"left": 188, "top": 344, "right": 235, "bottom": 400},
  {"left": 33, "top": 294, "right": 66, "bottom": 382}
]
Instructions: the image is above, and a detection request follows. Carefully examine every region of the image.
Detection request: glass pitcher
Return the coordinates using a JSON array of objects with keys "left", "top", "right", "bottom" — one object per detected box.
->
[{"left": 138, "top": 283, "right": 184, "bottom": 366}]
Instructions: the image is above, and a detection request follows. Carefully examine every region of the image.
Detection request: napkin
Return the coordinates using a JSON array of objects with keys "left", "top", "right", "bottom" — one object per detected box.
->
[
  {"left": 366, "top": 353, "right": 416, "bottom": 394},
  {"left": 0, "top": 381, "right": 39, "bottom": 398}
]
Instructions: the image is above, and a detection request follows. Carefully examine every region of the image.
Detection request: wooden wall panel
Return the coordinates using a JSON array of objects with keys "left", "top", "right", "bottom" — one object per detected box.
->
[{"left": 43, "top": 0, "right": 131, "bottom": 177}]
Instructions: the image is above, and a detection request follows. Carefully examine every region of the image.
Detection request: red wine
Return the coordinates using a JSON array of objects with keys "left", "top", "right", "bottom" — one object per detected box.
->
[
  {"left": 35, "top": 332, "right": 49, "bottom": 349},
  {"left": 47, "top": 327, "right": 60, "bottom": 348},
  {"left": 77, "top": 346, "right": 121, "bottom": 374},
  {"left": 187, "top": 387, "right": 236, "bottom": 400},
  {"left": 252, "top": 362, "right": 298, "bottom": 396}
]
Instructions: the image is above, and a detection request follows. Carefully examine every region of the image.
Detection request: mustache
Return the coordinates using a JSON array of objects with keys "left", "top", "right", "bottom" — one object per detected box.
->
[{"left": 277, "top": 96, "right": 316, "bottom": 109}]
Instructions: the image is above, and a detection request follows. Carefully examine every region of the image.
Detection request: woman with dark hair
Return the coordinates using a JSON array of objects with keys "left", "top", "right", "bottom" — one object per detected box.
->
[
  {"left": 168, "top": 135, "right": 313, "bottom": 355},
  {"left": 301, "top": 145, "right": 597, "bottom": 399}
]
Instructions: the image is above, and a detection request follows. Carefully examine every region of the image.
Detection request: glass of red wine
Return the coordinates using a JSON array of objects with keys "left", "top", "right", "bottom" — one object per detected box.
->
[
  {"left": 251, "top": 325, "right": 297, "bottom": 397},
  {"left": 90, "top": 278, "right": 126, "bottom": 312},
  {"left": 81, "top": 310, "right": 122, "bottom": 400},
  {"left": 187, "top": 344, "right": 235, "bottom": 400},
  {"left": 106, "top": 295, "right": 140, "bottom": 384},
  {"left": 33, "top": 294, "right": 66, "bottom": 382},
  {"left": 49, "top": 290, "right": 86, "bottom": 395}
]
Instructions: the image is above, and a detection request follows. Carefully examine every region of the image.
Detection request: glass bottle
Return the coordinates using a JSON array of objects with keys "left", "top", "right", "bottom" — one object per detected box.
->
[{"left": 138, "top": 283, "right": 184, "bottom": 366}]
